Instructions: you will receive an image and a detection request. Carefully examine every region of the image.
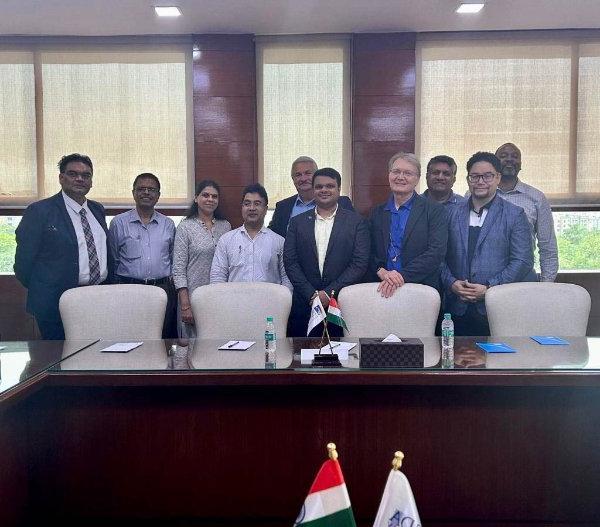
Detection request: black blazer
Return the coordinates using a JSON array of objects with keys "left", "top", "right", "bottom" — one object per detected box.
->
[
  {"left": 269, "top": 194, "right": 354, "bottom": 238},
  {"left": 14, "top": 192, "right": 112, "bottom": 322},
  {"left": 368, "top": 193, "right": 448, "bottom": 290},
  {"left": 283, "top": 207, "right": 370, "bottom": 306}
]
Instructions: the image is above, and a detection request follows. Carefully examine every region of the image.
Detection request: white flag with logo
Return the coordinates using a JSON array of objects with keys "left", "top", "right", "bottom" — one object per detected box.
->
[
  {"left": 373, "top": 469, "right": 421, "bottom": 527},
  {"left": 307, "top": 295, "right": 326, "bottom": 336}
]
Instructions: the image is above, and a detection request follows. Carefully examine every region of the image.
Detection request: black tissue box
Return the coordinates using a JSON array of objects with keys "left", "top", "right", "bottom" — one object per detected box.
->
[{"left": 359, "top": 338, "right": 424, "bottom": 368}]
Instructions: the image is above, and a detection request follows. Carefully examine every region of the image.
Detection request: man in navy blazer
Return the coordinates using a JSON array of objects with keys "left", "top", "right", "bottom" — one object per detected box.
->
[
  {"left": 369, "top": 152, "right": 448, "bottom": 298},
  {"left": 268, "top": 156, "right": 354, "bottom": 238},
  {"left": 14, "top": 154, "right": 112, "bottom": 339},
  {"left": 442, "top": 151, "right": 535, "bottom": 336},
  {"left": 284, "top": 168, "right": 370, "bottom": 337}
]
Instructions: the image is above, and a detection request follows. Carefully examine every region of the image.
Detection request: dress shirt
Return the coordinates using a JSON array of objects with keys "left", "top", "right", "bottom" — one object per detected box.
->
[
  {"left": 109, "top": 209, "right": 175, "bottom": 280},
  {"left": 422, "top": 189, "right": 467, "bottom": 208},
  {"left": 290, "top": 195, "right": 316, "bottom": 224},
  {"left": 496, "top": 180, "right": 558, "bottom": 282},
  {"left": 172, "top": 217, "right": 231, "bottom": 293},
  {"left": 210, "top": 225, "right": 292, "bottom": 290},
  {"left": 62, "top": 191, "right": 107, "bottom": 285},
  {"left": 467, "top": 196, "right": 494, "bottom": 271},
  {"left": 385, "top": 193, "right": 416, "bottom": 272},
  {"left": 314, "top": 205, "right": 338, "bottom": 276}
]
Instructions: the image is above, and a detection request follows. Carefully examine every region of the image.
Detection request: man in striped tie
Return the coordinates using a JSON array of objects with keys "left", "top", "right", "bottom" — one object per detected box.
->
[{"left": 14, "top": 154, "right": 111, "bottom": 339}]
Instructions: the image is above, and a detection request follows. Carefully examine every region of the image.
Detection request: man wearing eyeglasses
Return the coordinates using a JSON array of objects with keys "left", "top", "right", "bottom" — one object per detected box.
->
[
  {"left": 14, "top": 153, "right": 112, "bottom": 339},
  {"left": 442, "top": 152, "right": 535, "bottom": 336},
  {"left": 369, "top": 152, "right": 448, "bottom": 299},
  {"left": 108, "top": 173, "right": 176, "bottom": 338}
]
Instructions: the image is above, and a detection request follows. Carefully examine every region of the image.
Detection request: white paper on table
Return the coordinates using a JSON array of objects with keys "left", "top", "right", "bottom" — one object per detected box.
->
[
  {"left": 300, "top": 341, "right": 356, "bottom": 362},
  {"left": 382, "top": 334, "right": 402, "bottom": 342},
  {"left": 218, "top": 340, "right": 255, "bottom": 351},
  {"left": 101, "top": 342, "right": 143, "bottom": 353},
  {"left": 0, "top": 346, "right": 6, "bottom": 350}
]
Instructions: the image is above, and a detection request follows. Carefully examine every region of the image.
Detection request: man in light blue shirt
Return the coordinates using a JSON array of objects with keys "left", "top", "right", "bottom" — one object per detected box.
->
[
  {"left": 108, "top": 173, "right": 176, "bottom": 337},
  {"left": 210, "top": 183, "right": 292, "bottom": 291}
]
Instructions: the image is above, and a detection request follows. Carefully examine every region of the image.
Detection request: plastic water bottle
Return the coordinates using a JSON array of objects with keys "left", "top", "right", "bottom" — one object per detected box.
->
[
  {"left": 265, "top": 316, "right": 276, "bottom": 369},
  {"left": 441, "top": 313, "right": 454, "bottom": 368}
]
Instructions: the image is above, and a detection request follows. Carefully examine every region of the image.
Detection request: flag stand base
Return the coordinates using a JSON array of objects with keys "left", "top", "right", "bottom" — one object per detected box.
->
[{"left": 311, "top": 354, "right": 342, "bottom": 368}]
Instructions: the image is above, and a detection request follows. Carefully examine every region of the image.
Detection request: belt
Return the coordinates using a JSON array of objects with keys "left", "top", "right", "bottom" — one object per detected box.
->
[{"left": 117, "top": 275, "right": 170, "bottom": 286}]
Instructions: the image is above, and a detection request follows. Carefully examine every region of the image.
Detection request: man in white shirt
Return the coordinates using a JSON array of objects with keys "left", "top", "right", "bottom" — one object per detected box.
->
[
  {"left": 210, "top": 183, "right": 291, "bottom": 290},
  {"left": 14, "top": 154, "right": 112, "bottom": 339}
]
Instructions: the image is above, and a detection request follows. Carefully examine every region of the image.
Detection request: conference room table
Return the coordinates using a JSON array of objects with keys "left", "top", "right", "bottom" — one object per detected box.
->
[{"left": 1, "top": 336, "right": 599, "bottom": 526}]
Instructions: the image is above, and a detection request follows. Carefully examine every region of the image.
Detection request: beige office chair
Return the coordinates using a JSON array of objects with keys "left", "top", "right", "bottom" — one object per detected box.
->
[
  {"left": 338, "top": 282, "right": 441, "bottom": 337},
  {"left": 485, "top": 282, "right": 591, "bottom": 336},
  {"left": 59, "top": 284, "right": 167, "bottom": 340},
  {"left": 190, "top": 283, "right": 292, "bottom": 340}
]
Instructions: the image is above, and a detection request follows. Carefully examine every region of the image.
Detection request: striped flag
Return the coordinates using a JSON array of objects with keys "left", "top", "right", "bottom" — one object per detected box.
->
[
  {"left": 294, "top": 455, "right": 356, "bottom": 527},
  {"left": 326, "top": 297, "right": 347, "bottom": 330}
]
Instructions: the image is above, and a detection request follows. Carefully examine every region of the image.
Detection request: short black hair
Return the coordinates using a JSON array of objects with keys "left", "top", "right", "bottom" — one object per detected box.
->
[
  {"left": 466, "top": 151, "right": 502, "bottom": 174},
  {"left": 58, "top": 153, "right": 93, "bottom": 174},
  {"left": 427, "top": 155, "right": 457, "bottom": 175},
  {"left": 242, "top": 183, "right": 268, "bottom": 206},
  {"left": 133, "top": 173, "right": 161, "bottom": 191},
  {"left": 312, "top": 167, "right": 341, "bottom": 188}
]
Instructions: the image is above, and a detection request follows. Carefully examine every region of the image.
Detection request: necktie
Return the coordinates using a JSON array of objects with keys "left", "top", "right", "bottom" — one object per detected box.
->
[{"left": 79, "top": 208, "right": 101, "bottom": 285}]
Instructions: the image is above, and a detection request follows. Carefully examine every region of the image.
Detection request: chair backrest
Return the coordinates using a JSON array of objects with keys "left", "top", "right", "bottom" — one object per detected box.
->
[
  {"left": 59, "top": 284, "right": 167, "bottom": 340},
  {"left": 486, "top": 282, "right": 591, "bottom": 336},
  {"left": 338, "top": 283, "right": 441, "bottom": 338},
  {"left": 191, "top": 283, "right": 292, "bottom": 340}
]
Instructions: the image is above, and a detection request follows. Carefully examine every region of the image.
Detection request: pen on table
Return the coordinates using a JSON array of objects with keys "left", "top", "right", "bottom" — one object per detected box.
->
[
  {"left": 330, "top": 342, "right": 341, "bottom": 348},
  {"left": 227, "top": 341, "right": 239, "bottom": 348}
]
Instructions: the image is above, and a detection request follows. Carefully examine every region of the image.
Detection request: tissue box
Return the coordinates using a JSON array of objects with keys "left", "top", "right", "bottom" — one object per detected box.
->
[{"left": 359, "top": 338, "right": 424, "bottom": 368}]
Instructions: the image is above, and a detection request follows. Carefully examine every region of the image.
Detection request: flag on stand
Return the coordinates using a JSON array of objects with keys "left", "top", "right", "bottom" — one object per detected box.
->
[
  {"left": 373, "top": 452, "right": 421, "bottom": 527},
  {"left": 307, "top": 294, "right": 326, "bottom": 336},
  {"left": 294, "top": 444, "right": 356, "bottom": 527},
  {"left": 326, "top": 297, "right": 348, "bottom": 330}
]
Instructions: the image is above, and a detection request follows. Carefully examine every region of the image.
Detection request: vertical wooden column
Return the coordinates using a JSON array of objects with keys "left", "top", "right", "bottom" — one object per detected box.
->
[
  {"left": 351, "top": 33, "right": 417, "bottom": 215},
  {"left": 192, "top": 35, "right": 257, "bottom": 227}
]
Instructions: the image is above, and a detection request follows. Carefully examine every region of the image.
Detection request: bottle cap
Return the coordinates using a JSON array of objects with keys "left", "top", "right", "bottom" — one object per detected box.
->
[
  {"left": 444, "top": 313, "right": 451, "bottom": 319},
  {"left": 267, "top": 316, "right": 273, "bottom": 322}
]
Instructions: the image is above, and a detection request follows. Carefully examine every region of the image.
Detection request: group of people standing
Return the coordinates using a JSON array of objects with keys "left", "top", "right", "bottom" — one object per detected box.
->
[{"left": 14, "top": 143, "right": 557, "bottom": 340}]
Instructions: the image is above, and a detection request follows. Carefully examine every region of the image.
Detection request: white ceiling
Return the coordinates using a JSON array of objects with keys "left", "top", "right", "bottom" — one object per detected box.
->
[{"left": 1, "top": 0, "right": 600, "bottom": 36}]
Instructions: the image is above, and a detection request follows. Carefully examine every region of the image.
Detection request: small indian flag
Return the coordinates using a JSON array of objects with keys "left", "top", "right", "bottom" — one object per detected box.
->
[
  {"left": 294, "top": 448, "right": 356, "bottom": 527},
  {"left": 326, "top": 297, "right": 348, "bottom": 330}
]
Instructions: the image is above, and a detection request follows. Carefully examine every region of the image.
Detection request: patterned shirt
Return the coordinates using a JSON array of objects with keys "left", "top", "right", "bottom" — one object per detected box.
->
[
  {"left": 497, "top": 180, "right": 558, "bottom": 282},
  {"left": 209, "top": 225, "right": 292, "bottom": 291},
  {"left": 172, "top": 217, "right": 231, "bottom": 293},
  {"left": 109, "top": 209, "right": 175, "bottom": 280}
]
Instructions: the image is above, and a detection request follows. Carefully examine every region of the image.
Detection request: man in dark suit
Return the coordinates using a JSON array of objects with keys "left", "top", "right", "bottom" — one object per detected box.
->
[
  {"left": 369, "top": 152, "right": 448, "bottom": 298},
  {"left": 14, "top": 153, "right": 111, "bottom": 339},
  {"left": 268, "top": 156, "right": 354, "bottom": 237},
  {"left": 442, "top": 151, "right": 535, "bottom": 336},
  {"left": 284, "top": 168, "right": 370, "bottom": 337}
]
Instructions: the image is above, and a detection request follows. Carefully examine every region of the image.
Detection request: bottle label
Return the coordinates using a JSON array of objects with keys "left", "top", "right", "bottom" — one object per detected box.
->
[{"left": 265, "top": 332, "right": 275, "bottom": 341}]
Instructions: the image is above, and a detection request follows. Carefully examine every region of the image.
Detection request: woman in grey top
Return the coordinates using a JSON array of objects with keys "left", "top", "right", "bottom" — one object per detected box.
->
[{"left": 173, "top": 180, "right": 231, "bottom": 337}]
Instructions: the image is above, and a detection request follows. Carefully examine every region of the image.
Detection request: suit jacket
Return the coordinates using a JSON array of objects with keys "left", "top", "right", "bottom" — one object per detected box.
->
[
  {"left": 269, "top": 194, "right": 354, "bottom": 238},
  {"left": 283, "top": 207, "right": 370, "bottom": 308},
  {"left": 369, "top": 193, "right": 448, "bottom": 290},
  {"left": 441, "top": 195, "right": 535, "bottom": 316},
  {"left": 14, "top": 192, "right": 112, "bottom": 322}
]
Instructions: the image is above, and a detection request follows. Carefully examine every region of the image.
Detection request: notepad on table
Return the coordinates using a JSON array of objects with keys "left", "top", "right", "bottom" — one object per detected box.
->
[
  {"left": 218, "top": 341, "right": 255, "bottom": 350},
  {"left": 101, "top": 342, "right": 143, "bottom": 353},
  {"left": 476, "top": 342, "right": 516, "bottom": 353},
  {"left": 531, "top": 336, "right": 570, "bottom": 345}
]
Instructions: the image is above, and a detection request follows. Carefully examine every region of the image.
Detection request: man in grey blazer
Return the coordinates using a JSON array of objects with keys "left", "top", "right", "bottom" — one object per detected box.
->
[{"left": 442, "top": 151, "right": 535, "bottom": 336}]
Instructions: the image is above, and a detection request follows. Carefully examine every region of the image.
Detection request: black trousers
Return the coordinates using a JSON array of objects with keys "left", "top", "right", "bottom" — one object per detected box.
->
[
  {"left": 453, "top": 305, "right": 490, "bottom": 337},
  {"left": 36, "top": 318, "right": 65, "bottom": 340}
]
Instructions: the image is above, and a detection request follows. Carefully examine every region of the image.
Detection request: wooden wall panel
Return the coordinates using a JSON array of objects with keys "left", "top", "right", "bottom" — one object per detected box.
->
[
  {"left": 352, "top": 33, "right": 417, "bottom": 216},
  {"left": 193, "top": 34, "right": 256, "bottom": 228},
  {"left": 0, "top": 275, "right": 38, "bottom": 340}
]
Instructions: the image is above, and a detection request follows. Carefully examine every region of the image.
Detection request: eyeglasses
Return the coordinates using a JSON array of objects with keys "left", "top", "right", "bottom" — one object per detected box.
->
[
  {"left": 390, "top": 169, "right": 418, "bottom": 178},
  {"left": 64, "top": 170, "right": 92, "bottom": 180},
  {"left": 467, "top": 173, "right": 496, "bottom": 183},
  {"left": 135, "top": 187, "right": 160, "bottom": 194}
]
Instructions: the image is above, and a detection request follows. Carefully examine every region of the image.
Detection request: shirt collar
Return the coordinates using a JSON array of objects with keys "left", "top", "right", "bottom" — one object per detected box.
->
[
  {"left": 295, "top": 194, "right": 315, "bottom": 207},
  {"left": 62, "top": 190, "right": 88, "bottom": 213},
  {"left": 423, "top": 189, "right": 457, "bottom": 204},
  {"left": 385, "top": 192, "right": 416, "bottom": 212},
  {"left": 241, "top": 224, "right": 268, "bottom": 236},
  {"left": 129, "top": 208, "right": 158, "bottom": 224},
  {"left": 469, "top": 192, "right": 497, "bottom": 217},
  {"left": 315, "top": 204, "right": 338, "bottom": 221},
  {"left": 497, "top": 178, "right": 524, "bottom": 195}
]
